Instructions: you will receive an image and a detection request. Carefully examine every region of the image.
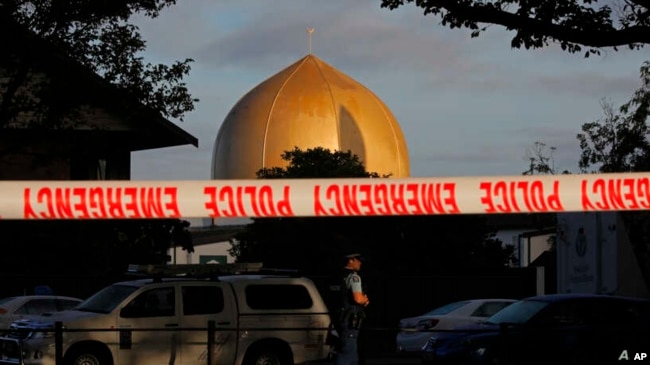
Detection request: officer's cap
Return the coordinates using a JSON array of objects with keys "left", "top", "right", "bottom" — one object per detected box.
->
[{"left": 344, "top": 253, "right": 364, "bottom": 261}]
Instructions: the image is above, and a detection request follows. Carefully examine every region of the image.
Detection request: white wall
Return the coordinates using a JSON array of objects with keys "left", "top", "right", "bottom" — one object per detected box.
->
[
  {"left": 169, "top": 240, "right": 235, "bottom": 265},
  {"left": 492, "top": 229, "right": 553, "bottom": 267}
]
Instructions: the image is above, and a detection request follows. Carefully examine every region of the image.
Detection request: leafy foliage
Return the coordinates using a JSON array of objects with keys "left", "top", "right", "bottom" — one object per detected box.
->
[
  {"left": 575, "top": 61, "right": 650, "bottom": 291},
  {"left": 0, "top": 0, "right": 197, "bottom": 128},
  {"left": 380, "top": 0, "right": 650, "bottom": 56},
  {"left": 578, "top": 62, "right": 650, "bottom": 172},
  {"left": 257, "top": 147, "right": 384, "bottom": 179},
  {"left": 230, "top": 147, "right": 515, "bottom": 276}
]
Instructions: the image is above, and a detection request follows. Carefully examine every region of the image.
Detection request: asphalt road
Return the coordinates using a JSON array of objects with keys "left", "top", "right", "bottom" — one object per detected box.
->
[{"left": 308, "top": 354, "right": 421, "bottom": 365}]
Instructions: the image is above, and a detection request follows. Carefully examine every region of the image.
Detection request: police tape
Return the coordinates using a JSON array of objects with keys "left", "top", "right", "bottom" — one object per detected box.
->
[{"left": 0, "top": 172, "right": 648, "bottom": 219}]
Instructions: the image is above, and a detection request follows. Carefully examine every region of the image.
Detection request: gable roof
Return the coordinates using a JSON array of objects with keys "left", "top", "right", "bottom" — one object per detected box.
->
[{"left": 0, "top": 12, "right": 198, "bottom": 151}]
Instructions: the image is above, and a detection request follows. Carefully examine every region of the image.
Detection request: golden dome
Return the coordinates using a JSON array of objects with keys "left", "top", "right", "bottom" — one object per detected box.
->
[{"left": 211, "top": 54, "right": 410, "bottom": 179}]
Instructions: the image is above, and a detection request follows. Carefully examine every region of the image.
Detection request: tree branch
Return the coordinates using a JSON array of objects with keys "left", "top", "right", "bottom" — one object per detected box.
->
[{"left": 431, "top": 0, "right": 650, "bottom": 48}]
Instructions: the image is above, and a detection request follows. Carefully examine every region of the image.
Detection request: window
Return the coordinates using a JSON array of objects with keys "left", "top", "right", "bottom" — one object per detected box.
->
[
  {"left": 246, "top": 284, "right": 313, "bottom": 310},
  {"left": 183, "top": 286, "right": 224, "bottom": 315},
  {"left": 57, "top": 299, "right": 81, "bottom": 311},
  {"left": 78, "top": 285, "right": 139, "bottom": 314},
  {"left": 423, "top": 301, "right": 470, "bottom": 316},
  {"left": 121, "top": 287, "right": 175, "bottom": 318},
  {"left": 15, "top": 299, "right": 58, "bottom": 315},
  {"left": 471, "top": 301, "right": 514, "bottom": 318},
  {"left": 487, "top": 300, "right": 549, "bottom": 325},
  {"left": 535, "top": 301, "right": 589, "bottom": 326}
]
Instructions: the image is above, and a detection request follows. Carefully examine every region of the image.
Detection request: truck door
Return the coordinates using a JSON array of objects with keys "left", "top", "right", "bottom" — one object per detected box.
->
[
  {"left": 179, "top": 283, "right": 237, "bottom": 365},
  {"left": 117, "top": 286, "right": 180, "bottom": 365}
]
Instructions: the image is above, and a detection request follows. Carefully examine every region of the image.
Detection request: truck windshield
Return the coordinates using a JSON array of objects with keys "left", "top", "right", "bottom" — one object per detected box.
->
[{"left": 76, "top": 285, "right": 139, "bottom": 314}]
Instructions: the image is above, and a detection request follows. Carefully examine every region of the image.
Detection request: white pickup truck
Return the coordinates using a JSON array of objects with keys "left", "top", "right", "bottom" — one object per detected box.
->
[{"left": 0, "top": 263, "right": 332, "bottom": 365}]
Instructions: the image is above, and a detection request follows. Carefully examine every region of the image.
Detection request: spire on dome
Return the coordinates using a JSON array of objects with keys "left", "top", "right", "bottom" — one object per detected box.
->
[{"left": 306, "top": 27, "right": 315, "bottom": 54}]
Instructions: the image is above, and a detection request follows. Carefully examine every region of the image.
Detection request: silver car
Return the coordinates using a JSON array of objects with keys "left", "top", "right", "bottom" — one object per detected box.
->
[
  {"left": 396, "top": 298, "right": 516, "bottom": 353},
  {"left": 0, "top": 295, "right": 83, "bottom": 329}
]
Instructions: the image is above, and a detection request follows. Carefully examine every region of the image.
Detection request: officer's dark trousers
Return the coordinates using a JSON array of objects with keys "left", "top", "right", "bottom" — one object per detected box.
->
[{"left": 335, "top": 328, "right": 359, "bottom": 365}]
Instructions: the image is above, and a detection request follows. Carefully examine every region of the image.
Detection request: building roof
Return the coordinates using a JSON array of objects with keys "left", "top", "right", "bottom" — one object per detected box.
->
[
  {"left": 212, "top": 54, "right": 409, "bottom": 179},
  {"left": 0, "top": 13, "right": 198, "bottom": 151},
  {"left": 190, "top": 224, "right": 247, "bottom": 246}
]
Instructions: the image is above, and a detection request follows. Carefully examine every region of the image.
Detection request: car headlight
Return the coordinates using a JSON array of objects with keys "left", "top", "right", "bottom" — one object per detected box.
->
[{"left": 31, "top": 325, "right": 61, "bottom": 340}]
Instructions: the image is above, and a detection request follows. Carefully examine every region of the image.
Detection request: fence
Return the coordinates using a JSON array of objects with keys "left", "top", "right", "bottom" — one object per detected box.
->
[
  {"left": 0, "top": 321, "right": 334, "bottom": 365},
  {"left": 1, "top": 321, "right": 643, "bottom": 365}
]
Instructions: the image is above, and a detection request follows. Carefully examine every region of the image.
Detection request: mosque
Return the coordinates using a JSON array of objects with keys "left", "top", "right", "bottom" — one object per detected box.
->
[
  {"left": 183, "top": 50, "right": 412, "bottom": 264},
  {"left": 210, "top": 52, "right": 411, "bottom": 179}
]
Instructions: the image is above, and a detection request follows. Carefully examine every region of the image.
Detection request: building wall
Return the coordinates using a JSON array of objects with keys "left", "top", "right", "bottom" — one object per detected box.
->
[
  {"left": 169, "top": 241, "right": 235, "bottom": 265},
  {"left": 0, "top": 140, "right": 130, "bottom": 180},
  {"left": 519, "top": 233, "right": 553, "bottom": 267},
  {"left": 493, "top": 229, "right": 553, "bottom": 267},
  {"left": 0, "top": 103, "right": 133, "bottom": 181},
  {"left": 0, "top": 149, "right": 70, "bottom": 180}
]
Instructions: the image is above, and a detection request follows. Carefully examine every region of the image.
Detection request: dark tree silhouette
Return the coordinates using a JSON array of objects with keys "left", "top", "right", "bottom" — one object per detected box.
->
[
  {"left": 380, "top": 0, "right": 650, "bottom": 56},
  {"left": 0, "top": 0, "right": 197, "bottom": 128}
]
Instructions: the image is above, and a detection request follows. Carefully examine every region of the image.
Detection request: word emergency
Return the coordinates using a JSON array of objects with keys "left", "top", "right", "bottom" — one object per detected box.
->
[
  {"left": 313, "top": 182, "right": 460, "bottom": 216},
  {"left": 23, "top": 187, "right": 180, "bottom": 219},
  {"left": 581, "top": 177, "right": 650, "bottom": 211}
]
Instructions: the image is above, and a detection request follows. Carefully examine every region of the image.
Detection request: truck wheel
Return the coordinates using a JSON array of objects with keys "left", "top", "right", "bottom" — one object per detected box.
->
[
  {"left": 244, "top": 348, "right": 288, "bottom": 365},
  {"left": 65, "top": 347, "right": 112, "bottom": 365}
]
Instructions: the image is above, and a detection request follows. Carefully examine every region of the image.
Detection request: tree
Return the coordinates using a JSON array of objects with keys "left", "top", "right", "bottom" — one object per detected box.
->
[
  {"left": 257, "top": 147, "right": 383, "bottom": 179},
  {"left": 519, "top": 142, "right": 569, "bottom": 258},
  {"left": 523, "top": 141, "right": 571, "bottom": 175},
  {"left": 230, "top": 147, "right": 515, "bottom": 276},
  {"left": 380, "top": 0, "right": 650, "bottom": 56},
  {"left": 230, "top": 147, "right": 381, "bottom": 275},
  {"left": 578, "top": 62, "right": 650, "bottom": 172},
  {"left": 0, "top": 0, "right": 197, "bottom": 128},
  {"left": 576, "top": 61, "right": 650, "bottom": 291}
]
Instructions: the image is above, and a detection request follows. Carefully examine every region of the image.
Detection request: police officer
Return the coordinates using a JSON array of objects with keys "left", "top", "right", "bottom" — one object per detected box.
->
[{"left": 335, "top": 252, "right": 369, "bottom": 365}]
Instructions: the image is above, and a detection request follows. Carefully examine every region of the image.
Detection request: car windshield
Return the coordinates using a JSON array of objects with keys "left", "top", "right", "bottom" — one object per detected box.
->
[
  {"left": 75, "top": 285, "right": 139, "bottom": 314},
  {"left": 485, "top": 300, "right": 548, "bottom": 325},
  {"left": 423, "top": 301, "right": 470, "bottom": 316}
]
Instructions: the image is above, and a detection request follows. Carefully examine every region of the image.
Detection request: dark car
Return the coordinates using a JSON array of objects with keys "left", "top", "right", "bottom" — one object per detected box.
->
[{"left": 421, "top": 293, "right": 650, "bottom": 365}]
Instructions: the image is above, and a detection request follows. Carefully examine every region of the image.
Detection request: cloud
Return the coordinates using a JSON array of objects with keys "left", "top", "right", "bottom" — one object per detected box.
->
[
  {"left": 194, "top": 0, "right": 470, "bottom": 73},
  {"left": 129, "top": 0, "right": 650, "bottom": 184},
  {"left": 532, "top": 70, "right": 642, "bottom": 100}
]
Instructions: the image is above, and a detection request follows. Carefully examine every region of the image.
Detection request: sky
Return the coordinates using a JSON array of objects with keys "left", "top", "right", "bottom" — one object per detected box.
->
[{"left": 129, "top": 0, "right": 650, "bottom": 181}]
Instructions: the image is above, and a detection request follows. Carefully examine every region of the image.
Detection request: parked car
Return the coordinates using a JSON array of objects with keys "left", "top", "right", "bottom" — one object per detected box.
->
[
  {"left": 0, "top": 295, "right": 83, "bottom": 329},
  {"left": 396, "top": 298, "right": 515, "bottom": 353},
  {"left": 421, "top": 293, "right": 650, "bottom": 365}
]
